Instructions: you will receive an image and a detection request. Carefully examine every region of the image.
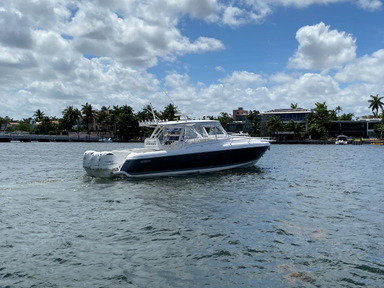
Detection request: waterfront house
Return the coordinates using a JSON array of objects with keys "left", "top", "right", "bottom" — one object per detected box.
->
[
  {"left": 328, "top": 118, "right": 382, "bottom": 138},
  {"left": 226, "top": 107, "right": 252, "bottom": 134},
  {"left": 260, "top": 108, "right": 313, "bottom": 139}
]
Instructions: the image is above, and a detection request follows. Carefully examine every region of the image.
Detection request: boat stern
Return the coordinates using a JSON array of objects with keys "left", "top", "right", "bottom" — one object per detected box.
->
[{"left": 83, "top": 150, "right": 131, "bottom": 178}]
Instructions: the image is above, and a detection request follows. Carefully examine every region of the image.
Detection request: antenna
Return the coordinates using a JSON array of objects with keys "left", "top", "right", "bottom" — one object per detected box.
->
[
  {"left": 126, "top": 92, "right": 160, "bottom": 121},
  {"left": 149, "top": 103, "right": 159, "bottom": 121},
  {"left": 161, "top": 87, "right": 176, "bottom": 107}
]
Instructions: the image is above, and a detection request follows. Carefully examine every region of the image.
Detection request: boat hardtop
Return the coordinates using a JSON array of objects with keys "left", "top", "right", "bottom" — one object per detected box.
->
[{"left": 139, "top": 118, "right": 234, "bottom": 150}]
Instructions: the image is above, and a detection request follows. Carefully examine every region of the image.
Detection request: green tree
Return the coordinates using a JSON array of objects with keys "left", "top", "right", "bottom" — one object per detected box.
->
[
  {"left": 308, "top": 123, "right": 327, "bottom": 139},
  {"left": 81, "top": 102, "right": 95, "bottom": 131},
  {"left": 137, "top": 105, "right": 159, "bottom": 138},
  {"left": 368, "top": 94, "right": 384, "bottom": 117},
  {"left": 137, "top": 105, "right": 159, "bottom": 121},
  {"left": 160, "top": 104, "right": 178, "bottom": 121},
  {"left": 285, "top": 119, "right": 303, "bottom": 137},
  {"left": 329, "top": 110, "right": 338, "bottom": 120},
  {"left": 290, "top": 103, "right": 298, "bottom": 109},
  {"left": 33, "top": 109, "right": 45, "bottom": 121},
  {"left": 338, "top": 113, "right": 355, "bottom": 121},
  {"left": 35, "top": 116, "right": 58, "bottom": 135},
  {"left": 217, "top": 112, "right": 233, "bottom": 130},
  {"left": 373, "top": 124, "right": 384, "bottom": 138},
  {"left": 267, "top": 115, "right": 284, "bottom": 134},
  {"left": 0, "top": 116, "right": 10, "bottom": 130},
  {"left": 113, "top": 105, "right": 139, "bottom": 141},
  {"left": 246, "top": 110, "right": 261, "bottom": 136},
  {"left": 96, "top": 106, "right": 111, "bottom": 131},
  {"left": 61, "top": 106, "right": 81, "bottom": 131},
  {"left": 307, "top": 102, "right": 331, "bottom": 139},
  {"left": 14, "top": 121, "right": 30, "bottom": 132}
]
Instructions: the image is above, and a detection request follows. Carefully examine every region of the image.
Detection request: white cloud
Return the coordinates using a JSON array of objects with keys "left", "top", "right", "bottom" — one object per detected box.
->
[
  {"left": 271, "top": 73, "right": 341, "bottom": 108},
  {"left": 288, "top": 22, "right": 356, "bottom": 70},
  {"left": 0, "top": 0, "right": 382, "bottom": 120},
  {"left": 0, "top": 9, "right": 34, "bottom": 49},
  {"left": 0, "top": 0, "right": 225, "bottom": 119},
  {"left": 165, "top": 72, "right": 190, "bottom": 88},
  {"left": 0, "top": 56, "right": 160, "bottom": 119},
  {"left": 220, "top": 71, "right": 267, "bottom": 84},
  {"left": 356, "top": 0, "right": 382, "bottom": 10},
  {"left": 269, "top": 72, "right": 299, "bottom": 83},
  {"left": 65, "top": 2, "right": 224, "bottom": 69},
  {"left": 179, "top": 0, "right": 218, "bottom": 18},
  {"left": 223, "top": 6, "right": 250, "bottom": 27},
  {"left": 0, "top": 47, "right": 38, "bottom": 70},
  {"left": 335, "top": 49, "right": 384, "bottom": 83},
  {"left": 2, "top": 0, "right": 70, "bottom": 32},
  {"left": 231, "top": 0, "right": 382, "bottom": 27}
]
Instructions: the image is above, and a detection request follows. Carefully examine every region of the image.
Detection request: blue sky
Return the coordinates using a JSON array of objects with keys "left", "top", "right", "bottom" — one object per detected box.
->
[{"left": 0, "top": 0, "right": 383, "bottom": 120}]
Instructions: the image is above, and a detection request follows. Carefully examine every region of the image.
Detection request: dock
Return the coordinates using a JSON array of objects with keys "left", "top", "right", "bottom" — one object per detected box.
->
[
  {"left": 0, "top": 134, "right": 101, "bottom": 142},
  {"left": 271, "top": 139, "right": 383, "bottom": 145}
]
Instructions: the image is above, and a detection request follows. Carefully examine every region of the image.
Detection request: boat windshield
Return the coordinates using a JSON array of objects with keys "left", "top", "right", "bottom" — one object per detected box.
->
[
  {"left": 157, "top": 127, "right": 182, "bottom": 145},
  {"left": 151, "top": 121, "right": 228, "bottom": 147}
]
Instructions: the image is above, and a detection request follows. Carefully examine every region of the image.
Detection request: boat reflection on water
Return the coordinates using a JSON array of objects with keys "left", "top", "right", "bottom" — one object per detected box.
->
[{"left": 83, "top": 111, "right": 270, "bottom": 178}]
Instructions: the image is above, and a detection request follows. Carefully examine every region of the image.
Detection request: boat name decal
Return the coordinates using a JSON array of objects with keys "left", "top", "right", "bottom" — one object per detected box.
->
[{"left": 145, "top": 140, "right": 157, "bottom": 146}]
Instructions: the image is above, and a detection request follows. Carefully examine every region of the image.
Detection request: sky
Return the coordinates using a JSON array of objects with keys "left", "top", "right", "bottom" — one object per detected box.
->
[{"left": 1, "top": 0, "right": 384, "bottom": 120}]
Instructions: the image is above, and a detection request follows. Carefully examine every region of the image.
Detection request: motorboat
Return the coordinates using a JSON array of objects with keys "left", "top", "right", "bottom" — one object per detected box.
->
[
  {"left": 99, "top": 137, "right": 112, "bottom": 142},
  {"left": 83, "top": 115, "right": 270, "bottom": 178},
  {"left": 335, "top": 135, "right": 348, "bottom": 145}
]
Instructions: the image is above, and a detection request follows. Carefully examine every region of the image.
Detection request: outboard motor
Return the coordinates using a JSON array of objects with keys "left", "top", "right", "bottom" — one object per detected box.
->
[
  {"left": 98, "top": 152, "right": 118, "bottom": 178},
  {"left": 83, "top": 150, "right": 95, "bottom": 175},
  {"left": 89, "top": 152, "right": 101, "bottom": 177}
]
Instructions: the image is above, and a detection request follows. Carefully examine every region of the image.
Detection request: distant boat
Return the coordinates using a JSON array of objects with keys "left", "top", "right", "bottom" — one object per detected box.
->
[
  {"left": 99, "top": 137, "right": 112, "bottom": 143},
  {"left": 335, "top": 135, "right": 348, "bottom": 145}
]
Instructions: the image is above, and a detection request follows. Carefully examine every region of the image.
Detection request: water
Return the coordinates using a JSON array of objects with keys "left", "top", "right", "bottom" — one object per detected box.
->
[{"left": 1, "top": 142, "right": 383, "bottom": 287}]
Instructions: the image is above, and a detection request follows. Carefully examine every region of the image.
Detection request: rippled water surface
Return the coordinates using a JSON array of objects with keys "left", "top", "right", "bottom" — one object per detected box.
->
[{"left": 1, "top": 142, "right": 384, "bottom": 287}]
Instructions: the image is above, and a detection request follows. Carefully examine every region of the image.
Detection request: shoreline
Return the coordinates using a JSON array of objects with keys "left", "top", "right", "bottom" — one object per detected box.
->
[{"left": 1, "top": 134, "right": 383, "bottom": 145}]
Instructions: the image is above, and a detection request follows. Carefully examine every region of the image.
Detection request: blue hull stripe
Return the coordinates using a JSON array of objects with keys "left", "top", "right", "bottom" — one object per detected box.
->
[{"left": 120, "top": 146, "right": 268, "bottom": 176}]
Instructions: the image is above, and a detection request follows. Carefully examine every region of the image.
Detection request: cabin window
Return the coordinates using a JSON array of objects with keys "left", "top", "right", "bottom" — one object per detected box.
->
[
  {"left": 208, "top": 126, "right": 225, "bottom": 136},
  {"left": 184, "top": 126, "right": 198, "bottom": 140},
  {"left": 194, "top": 125, "right": 209, "bottom": 138},
  {"left": 158, "top": 127, "right": 182, "bottom": 145}
]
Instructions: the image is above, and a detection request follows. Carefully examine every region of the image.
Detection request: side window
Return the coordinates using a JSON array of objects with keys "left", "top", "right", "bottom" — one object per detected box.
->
[{"left": 185, "top": 127, "right": 198, "bottom": 139}]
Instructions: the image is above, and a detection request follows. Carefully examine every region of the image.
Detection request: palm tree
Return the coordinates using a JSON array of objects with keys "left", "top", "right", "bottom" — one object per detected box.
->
[
  {"left": 290, "top": 103, "right": 298, "bottom": 109},
  {"left": 0, "top": 116, "right": 10, "bottom": 130},
  {"left": 160, "top": 103, "right": 178, "bottom": 121},
  {"left": 307, "top": 102, "right": 331, "bottom": 139},
  {"left": 217, "top": 112, "right": 233, "bottom": 130},
  {"left": 33, "top": 109, "right": 45, "bottom": 121},
  {"left": 368, "top": 94, "right": 384, "bottom": 118},
  {"left": 81, "top": 102, "right": 95, "bottom": 131},
  {"left": 97, "top": 106, "right": 110, "bottom": 130},
  {"left": 62, "top": 106, "right": 81, "bottom": 131},
  {"left": 285, "top": 119, "right": 303, "bottom": 137},
  {"left": 246, "top": 110, "right": 261, "bottom": 136},
  {"left": 267, "top": 115, "right": 284, "bottom": 134}
]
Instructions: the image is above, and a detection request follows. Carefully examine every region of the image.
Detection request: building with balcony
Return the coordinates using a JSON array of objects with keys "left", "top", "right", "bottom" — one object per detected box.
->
[
  {"left": 260, "top": 108, "right": 313, "bottom": 137},
  {"left": 328, "top": 119, "right": 382, "bottom": 138}
]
